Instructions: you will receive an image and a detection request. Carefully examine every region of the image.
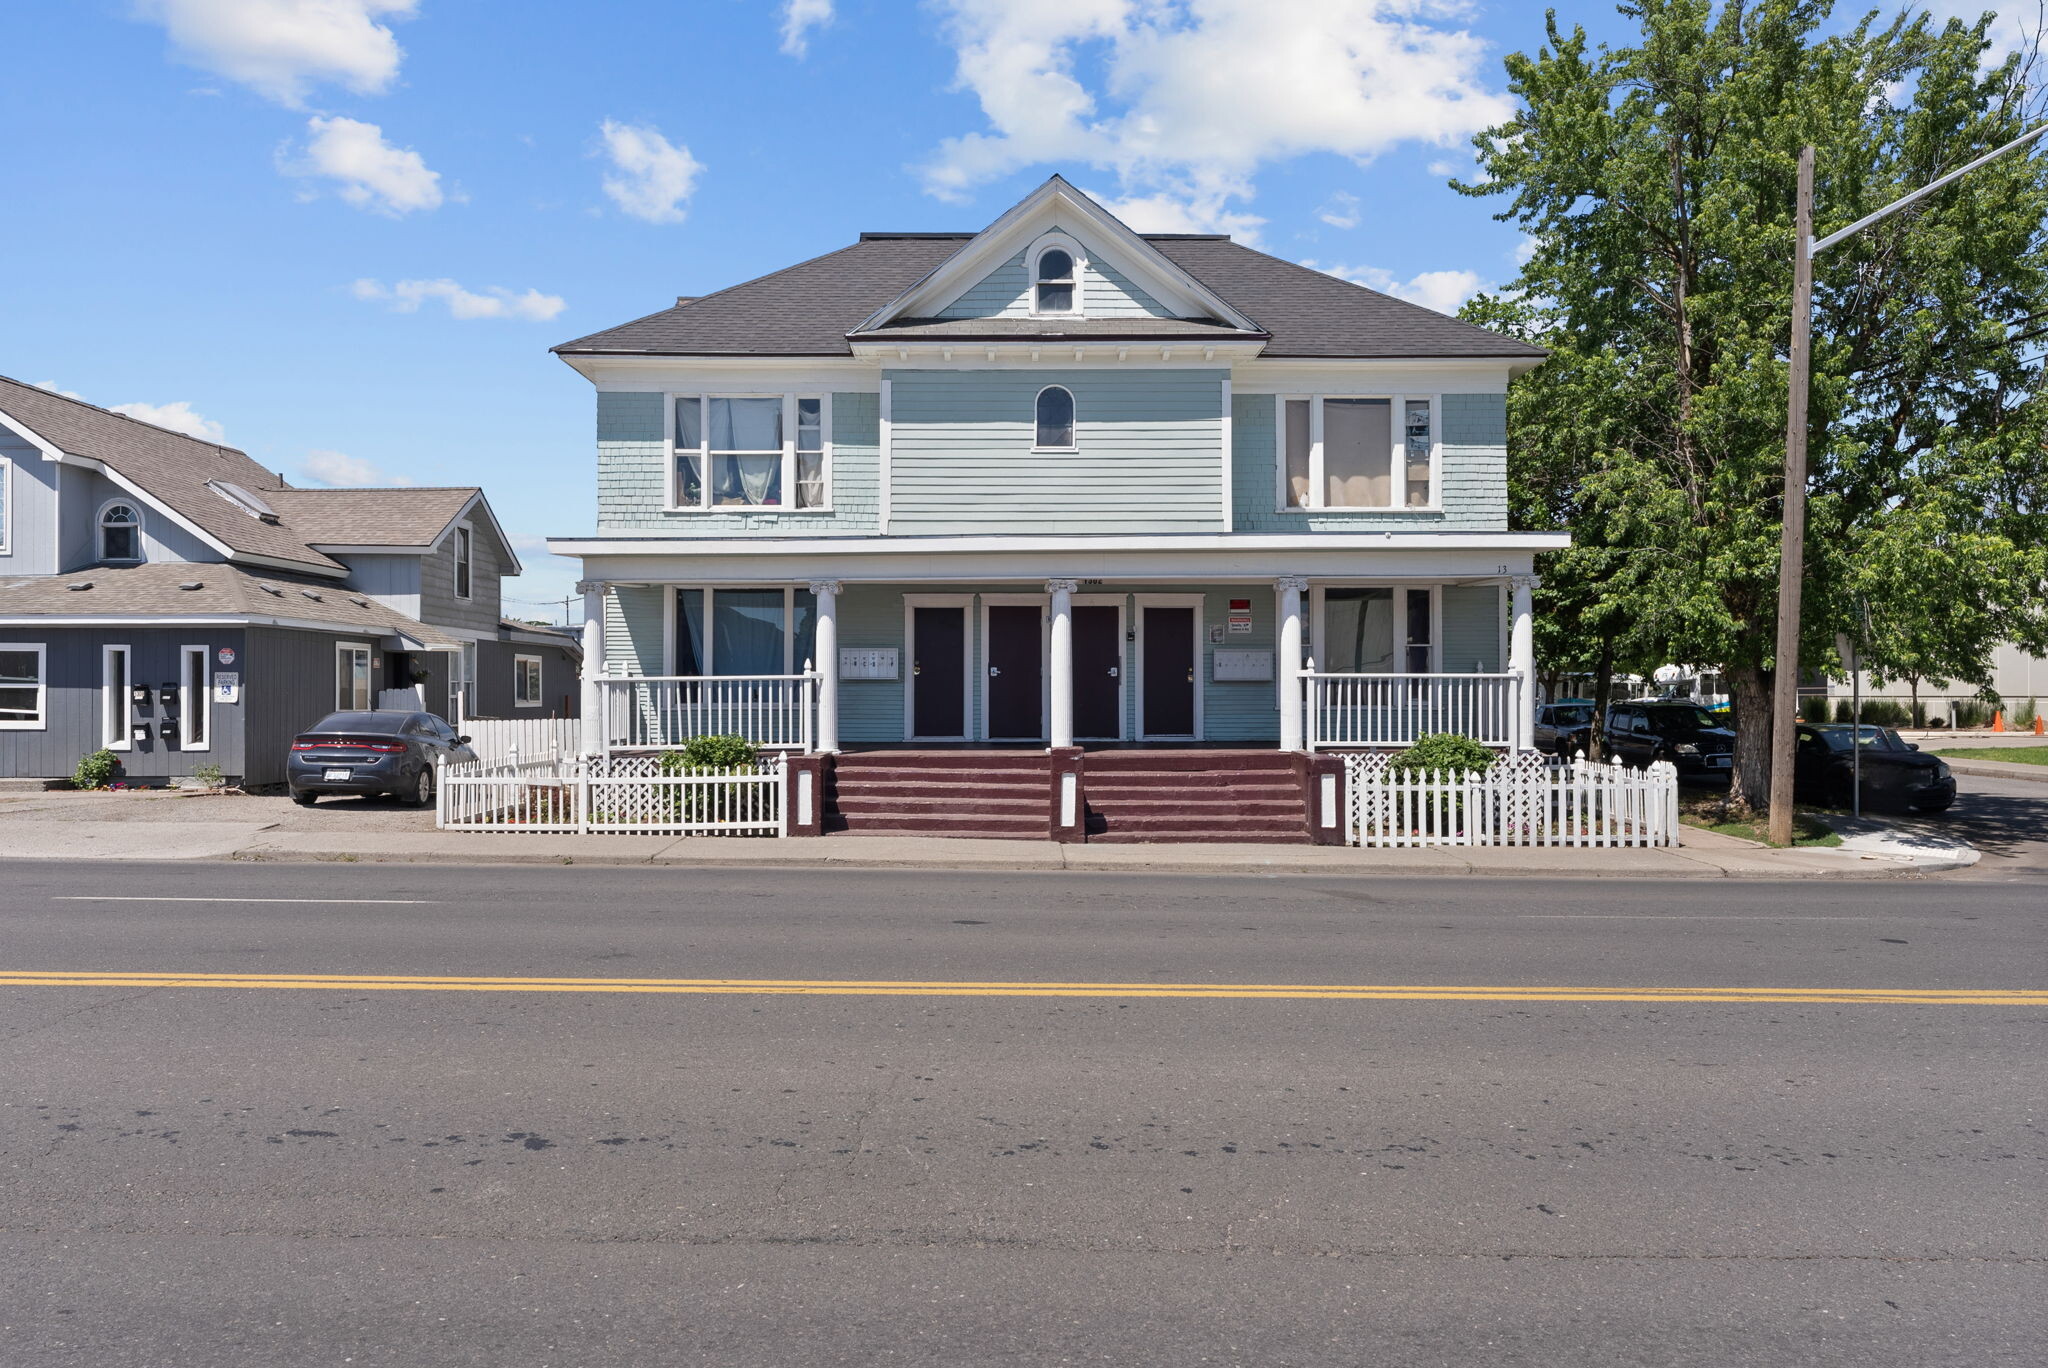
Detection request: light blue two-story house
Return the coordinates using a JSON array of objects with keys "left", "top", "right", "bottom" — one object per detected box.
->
[{"left": 550, "top": 178, "right": 1563, "bottom": 840}]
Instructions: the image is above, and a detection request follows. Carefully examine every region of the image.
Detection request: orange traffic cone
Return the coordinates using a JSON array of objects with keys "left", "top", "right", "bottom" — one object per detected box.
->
[
  {"left": 1992, "top": 710, "right": 2006, "bottom": 732},
  {"left": 2035, "top": 716, "right": 2045, "bottom": 736}
]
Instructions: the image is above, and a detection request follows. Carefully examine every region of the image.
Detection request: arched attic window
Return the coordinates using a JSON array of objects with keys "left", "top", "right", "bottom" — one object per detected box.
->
[
  {"left": 99, "top": 502, "right": 142, "bottom": 562},
  {"left": 1035, "top": 386, "right": 1075, "bottom": 450},
  {"left": 1033, "top": 246, "right": 1077, "bottom": 314}
]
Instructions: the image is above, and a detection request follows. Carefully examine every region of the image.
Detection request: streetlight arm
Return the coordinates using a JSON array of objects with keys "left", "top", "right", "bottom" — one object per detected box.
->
[{"left": 1811, "top": 121, "right": 2048, "bottom": 254}]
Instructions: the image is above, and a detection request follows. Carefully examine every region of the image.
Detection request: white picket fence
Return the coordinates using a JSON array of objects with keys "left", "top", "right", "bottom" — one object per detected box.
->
[
  {"left": 458, "top": 716, "right": 581, "bottom": 767},
  {"left": 436, "top": 752, "right": 786, "bottom": 837},
  {"left": 1345, "top": 751, "right": 1679, "bottom": 848}
]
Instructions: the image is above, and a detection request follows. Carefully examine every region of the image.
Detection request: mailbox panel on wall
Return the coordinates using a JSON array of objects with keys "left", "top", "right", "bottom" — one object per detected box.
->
[
  {"left": 839, "top": 648, "right": 899, "bottom": 681},
  {"left": 1212, "top": 650, "right": 1275, "bottom": 682}
]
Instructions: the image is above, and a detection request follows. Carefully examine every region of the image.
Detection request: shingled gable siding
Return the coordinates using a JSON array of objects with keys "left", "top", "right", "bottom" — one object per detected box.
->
[
  {"left": 886, "top": 368, "right": 1227, "bottom": 535},
  {"left": 595, "top": 391, "right": 880, "bottom": 534},
  {"left": 1229, "top": 392, "right": 1510, "bottom": 533},
  {"left": 419, "top": 521, "right": 500, "bottom": 635},
  {"left": 935, "top": 233, "right": 1175, "bottom": 320}
]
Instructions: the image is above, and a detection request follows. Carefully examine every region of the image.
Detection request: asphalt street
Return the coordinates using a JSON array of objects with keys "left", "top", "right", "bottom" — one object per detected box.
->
[{"left": 1, "top": 861, "right": 2042, "bottom": 1367}]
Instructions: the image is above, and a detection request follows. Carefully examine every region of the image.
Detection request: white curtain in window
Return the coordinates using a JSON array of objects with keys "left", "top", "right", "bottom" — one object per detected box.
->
[
  {"left": 709, "top": 398, "right": 781, "bottom": 451},
  {"left": 1324, "top": 399, "right": 1391, "bottom": 507}
]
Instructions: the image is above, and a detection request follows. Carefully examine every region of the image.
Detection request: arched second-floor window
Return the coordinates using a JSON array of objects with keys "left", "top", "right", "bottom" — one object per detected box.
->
[
  {"left": 99, "top": 502, "right": 142, "bottom": 562},
  {"left": 1033, "top": 246, "right": 1076, "bottom": 314},
  {"left": 1034, "top": 385, "right": 1075, "bottom": 450}
]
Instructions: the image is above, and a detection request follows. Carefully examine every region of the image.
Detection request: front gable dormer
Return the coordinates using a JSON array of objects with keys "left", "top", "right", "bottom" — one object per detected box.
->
[{"left": 853, "top": 177, "right": 1264, "bottom": 338}]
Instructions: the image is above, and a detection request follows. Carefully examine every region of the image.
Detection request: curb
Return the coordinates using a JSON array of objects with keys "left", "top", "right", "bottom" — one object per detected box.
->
[{"left": 1942, "top": 759, "right": 2048, "bottom": 785}]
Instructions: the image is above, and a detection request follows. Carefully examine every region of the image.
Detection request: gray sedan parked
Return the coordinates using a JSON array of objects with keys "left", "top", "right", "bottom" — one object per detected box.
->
[{"left": 288, "top": 711, "right": 475, "bottom": 807}]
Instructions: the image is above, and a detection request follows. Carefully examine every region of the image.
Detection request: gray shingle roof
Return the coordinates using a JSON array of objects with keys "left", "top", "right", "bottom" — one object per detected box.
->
[
  {"left": 0, "top": 375, "right": 342, "bottom": 573},
  {"left": 261, "top": 487, "right": 480, "bottom": 548},
  {"left": 0, "top": 562, "right": 465, "bottom": 648},
  {"left": 554, "top": 231, "right": 1544, "bottom": 361}
]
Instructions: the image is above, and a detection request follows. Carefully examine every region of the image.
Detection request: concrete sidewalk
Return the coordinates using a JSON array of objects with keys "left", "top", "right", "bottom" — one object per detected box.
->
[
  {"left": 0, "top": 814, "right": 1973, "bottom": 878},
  {"left": 1938, "top": 756, "right": 2048, "bottom": 785}
]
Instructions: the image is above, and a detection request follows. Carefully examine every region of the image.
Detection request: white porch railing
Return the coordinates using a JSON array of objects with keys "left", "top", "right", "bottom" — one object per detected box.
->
[
  {"left": 1305, "top": 669, "right": 1522, "bottom": 750},
  {"left": 436, "top": 753, "right": 786, "bottom": 836},
  {"left": 1345, "top": 751, "right": 1679, "bottom": 848},
  {"left": 459, "top": 716, "right": 581, "bottom": 767},
  {"left": 597, "top": 673, "right": 818, "bottom": 752}
]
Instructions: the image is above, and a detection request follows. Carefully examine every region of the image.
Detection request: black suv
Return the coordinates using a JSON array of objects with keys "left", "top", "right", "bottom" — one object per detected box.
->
[
  {"left": 1794, "top": 724, "right": 1955, "bottom": 813},
  {"left": 1603, "top": 702, "right": 1736, "bottom": 776}
]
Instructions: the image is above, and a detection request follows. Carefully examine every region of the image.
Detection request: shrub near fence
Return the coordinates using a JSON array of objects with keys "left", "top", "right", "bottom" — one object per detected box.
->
[
  {"left": 1346, "top": 750, "right": 1679, "bottom": 848},
  {"left": 437, "top": 752, "right": 785, "bottom": 836}
]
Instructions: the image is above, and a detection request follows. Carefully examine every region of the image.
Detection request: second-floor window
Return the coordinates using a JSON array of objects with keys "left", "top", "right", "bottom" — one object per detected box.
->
[
  {"left": 1034, "top": 386, "right": 1075, "bottom": 450},
  {"left": 1280, "top": 395, "right": 1438, "bottom": 511},
  {"left": 1033, "top": 247, "right": 1077, "bottom": 314},
  {"left": 454, "top": 525, "right": 473, "bottom": 599},
  {"left": 100, "top": 502, "right": 142, "bottom": 561},
  {"left": 671, "top": 394, "right": 829, "bottom": 512}
]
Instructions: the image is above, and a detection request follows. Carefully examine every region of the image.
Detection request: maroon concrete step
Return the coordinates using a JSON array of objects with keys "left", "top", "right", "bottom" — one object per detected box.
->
[
  {"left": 835, "top": 751, "right": 1051, "bottom": 771},
  {"left": 1084, "top": 751, "right": 1296, "bottom": 773},
  {"left": 828, "top": 813, "right": 1048, "bottom": 838},
  {"left": 834, "top": 769, "right": 1046, "bottom": 789},
  {"left": 1083, "top": 798, "right": 1303, "bottom": 819},
  {"left": 835, "top": 794, "right": 1044, "bottom": 817},
  {"left": 1085, "top": 779, "right": 1299, "bottom": 799}
]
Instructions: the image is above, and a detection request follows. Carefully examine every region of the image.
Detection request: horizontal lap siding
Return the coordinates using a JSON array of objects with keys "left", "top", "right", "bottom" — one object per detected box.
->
[
  {"left": 603, "top": 585, "right": 667, "bottom": 676},
  {"left": 1231, "top": 392, "right": 1509, "bottom": 533},
  {"left": 935, "top": 231, "right": 1172, "bottom": 319},
  {"left": 887, "top": 369, "right": 1226, "bottom": 535},
  {"left": 1441, "top": 585, "right": 1504, "bottom": 673},
  {"left": 595, "top": 392, "right": 880, "bottom": 535},
  {"left": 0, "top": 435, "right": 59, "bottom": 573}
]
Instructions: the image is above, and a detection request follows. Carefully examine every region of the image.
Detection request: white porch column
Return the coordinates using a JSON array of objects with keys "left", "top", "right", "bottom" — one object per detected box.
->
[
  {"left": 1508, "top": 573, "right": 1539, "bottom": 750},
  {"left": 809, "top": 580, "right": 842, "bottom": 754},
  {"left": 1046, "top": 578, "right": 1078, "bottom": 749},
  {"left": 578, "top": 581, "right": 607, "bottom": 756},
  {"left": 1277, "top": 575, "right": 1309, "bottom": 752}
]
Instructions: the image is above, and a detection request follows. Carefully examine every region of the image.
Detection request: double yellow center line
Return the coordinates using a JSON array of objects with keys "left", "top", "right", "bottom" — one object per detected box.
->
[{"left": 0, "top": 970, "right": 2039, "bottom": 1006}]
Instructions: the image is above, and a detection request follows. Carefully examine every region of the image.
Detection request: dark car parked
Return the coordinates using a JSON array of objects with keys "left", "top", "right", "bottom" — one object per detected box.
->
[
  {"left": 1533, "top": 700, "right": 1596, "bottom": 756},
  {"left": 1604, "top": 701, "right": 1737, "bottom": 776},
  {"left": 1794, "top": 724, "right": 1955, "bottom": 813},
  {"left": 287, "top": 711, "right": 475, "bottom": 807}
]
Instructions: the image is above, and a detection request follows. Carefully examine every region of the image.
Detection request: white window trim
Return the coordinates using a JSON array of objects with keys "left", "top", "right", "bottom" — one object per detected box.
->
[
  {"left": 665, "top": 393, "right": 835, "bottom": 515},
  {"left": 1308, "top": 583, "right": 1441, "bottom": 675},
  {"left": 1028, "top": 233, "right": 1087, "bottom": 319},
  {"left": 664, "top": 585, "right": 814, "bottom": 677},
  {"left": 0, "top": 456, "right": 12, "bottom": 555},
  {"left": 0, "top": 641, "right": 46, "bottom": 730},
  {"left": 1133, "top": 593, "right": 1206, "bottom": 741},
  {"left": 453, "top": 523, "right": 474, "bottom": 601},
  {"left": 336, "top": 641, "right": 373, "bottom": 712},
  {"left": 901, "top": 593, "right": 975, "bottom": 742},
  {"left": 1274, "top": 394, "right": 1442, "bottom": 514},
  {"left": 102, "top": 644, "right": 133, "bottom": 750},
  {"left": 179, "top": 644, "right": 211, "bottom": 751},
  {"left": 98, "top": 498, "right": 145, "bottom": 563},
  {"left": 513, "top": 653, "right": 544, "bottom": 708},
  {"left": 1031, "top": 384, "right": 1078, "bottom": 453}
]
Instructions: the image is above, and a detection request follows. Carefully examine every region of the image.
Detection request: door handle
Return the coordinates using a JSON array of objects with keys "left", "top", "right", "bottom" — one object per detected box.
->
[
  {"left": 1186, "top": 667, "right": 1195, "bottom": 682},
  {"left": 912, "top": 662, "right": 921, "bottom": 676},
  {"left": 1108, "top": 666, "right": 1118, "bottom": 678},
  {"left": 989, "top": 666, "right": 1001, "bottom": 677}
]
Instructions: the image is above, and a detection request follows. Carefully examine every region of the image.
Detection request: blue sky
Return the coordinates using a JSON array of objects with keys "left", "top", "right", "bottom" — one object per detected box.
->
[{"left": 0, "top": 1, "right": 2012, "bottom": 621}]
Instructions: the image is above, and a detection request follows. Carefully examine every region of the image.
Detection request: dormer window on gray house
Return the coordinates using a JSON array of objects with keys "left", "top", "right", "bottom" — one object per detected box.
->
[
  {"left": 1032, "top": 244, "right": 1077, "bottom": 315},
  {"left": 99, "top": 501, "right": 141, "bottom": 562}
]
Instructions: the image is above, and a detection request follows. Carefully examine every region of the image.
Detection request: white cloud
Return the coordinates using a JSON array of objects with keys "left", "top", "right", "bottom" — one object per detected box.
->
[
  {"left": 597, "top": 120, "right": 703, "bottom": 224},
  {"left": 298, "top": 448, "right": 413, "bottom": 486},
  {"left": 35, "top": 381, "right": 85, "bottom": 400},
  {"left": 1317, "top": 190, "right": 1361, "bottom": 229},
  {"left": 780, "top": 0, "right": 834, "bottom": 57},
  {"left": 1304, "top": 260, "right": 1485, "bottom": 315},
  {"left": 135, "top": 0, "right": 416, "bottom": 107},
  {"left": 286, "top": 115, "right": 443, "bottom": 214},
  {"left": 351, "top": 277, "right": 566, "bottom": 321},
  {"left": 1427, "top": 158, "right": 1460, "bottom": 177},
  {"left": 1094, "top": 186, "right": 1267, "bottom": 240},
  {"left": 1512, "top": 233, "right": 1538, "bottom": 267},
  {"left": 919, "top": 0, "right": 1512, "bottom": 232},
  {"left": 109, "top": 400, "right": 228, "bottom": 442}
]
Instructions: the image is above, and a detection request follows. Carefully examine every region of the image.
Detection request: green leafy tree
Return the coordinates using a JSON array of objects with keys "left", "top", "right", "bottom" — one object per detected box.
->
[{"left": 1460, "top": 0, "right": 2048, "bottom": 809}]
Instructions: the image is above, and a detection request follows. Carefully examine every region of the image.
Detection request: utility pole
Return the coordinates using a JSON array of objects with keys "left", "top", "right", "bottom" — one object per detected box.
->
[{"left": 1765, "top": 122, "right": 2048, "bottom": 846}]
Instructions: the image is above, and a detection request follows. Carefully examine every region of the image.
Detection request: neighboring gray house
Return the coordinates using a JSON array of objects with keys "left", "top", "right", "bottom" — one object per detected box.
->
[
  {"left": 0, "top": 376, "right": 577, "bottom": 786},
  {"left": 547, "top": 178, "right": 1566, "bottom": 839}
]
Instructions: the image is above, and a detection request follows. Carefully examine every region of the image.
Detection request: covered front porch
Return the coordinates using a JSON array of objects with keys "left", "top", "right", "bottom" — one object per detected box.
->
[{"left": 569, "top": 571, "right": 1542, "bottom": 756}]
